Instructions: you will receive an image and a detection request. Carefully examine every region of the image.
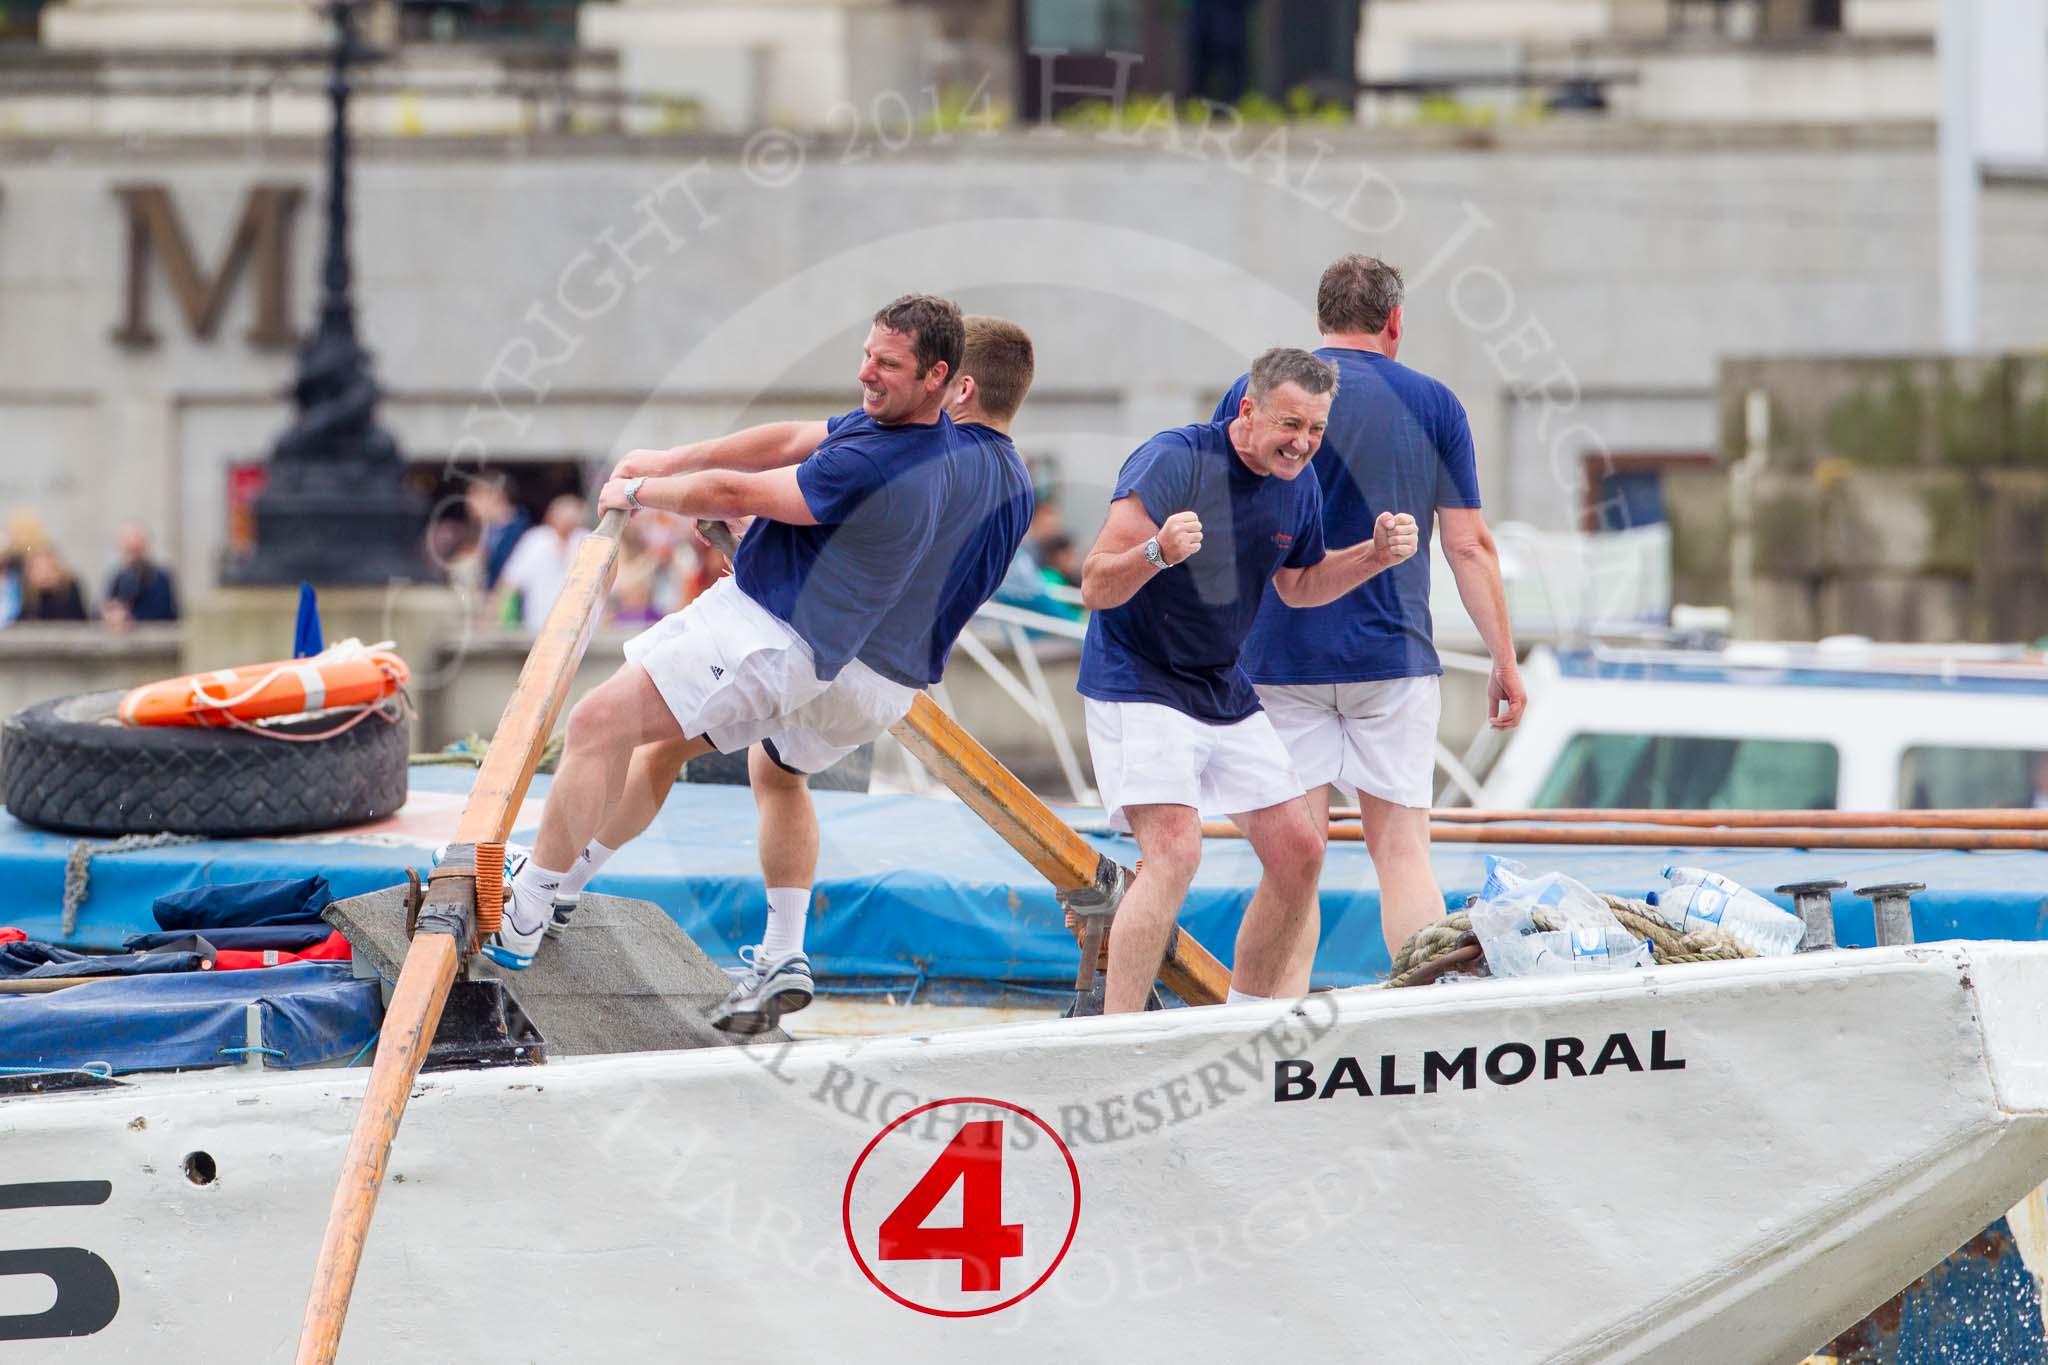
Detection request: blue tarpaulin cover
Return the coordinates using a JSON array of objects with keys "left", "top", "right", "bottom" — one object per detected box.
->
[
  {"left": 0, "top": 939, "right": 207, "bottom": 980},
  {"left": 6, "top": 767, "right": 2048, "bottom": 985},
  {"left": 152, "top": 875, "right": 332, "bottom": 931},
  {"left": 0, "top": 961, "right": 380, "bottom": 1074}
]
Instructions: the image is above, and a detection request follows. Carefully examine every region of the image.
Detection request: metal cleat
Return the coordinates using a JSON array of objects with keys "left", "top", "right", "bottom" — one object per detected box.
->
[
  {"left": 1856, "top": 881, "right": 1926, "bottom": 947},
  {"left": 1775, "top": 878, "right": 1847, "bottom": 951}
]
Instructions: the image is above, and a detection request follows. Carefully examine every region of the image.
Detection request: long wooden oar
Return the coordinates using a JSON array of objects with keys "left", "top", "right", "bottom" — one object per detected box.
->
[
  {"left": 694, "top": 520, "right": 1228, "bottom": 1005},
  {"left": 890, "top": 694, "right": 1229, "bottom": 1004},
  {"left": 295, "top": 510, "right": 626, "bottom": 1365}
]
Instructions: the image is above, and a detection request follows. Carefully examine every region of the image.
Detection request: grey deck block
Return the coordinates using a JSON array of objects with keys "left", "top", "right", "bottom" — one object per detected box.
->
[{"left": 326, "top": 884, "right": 789, "bottom": 1055}]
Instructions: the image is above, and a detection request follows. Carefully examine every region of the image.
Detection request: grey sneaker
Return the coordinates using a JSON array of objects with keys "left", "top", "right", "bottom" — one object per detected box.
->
[
  {"left": 545, "top": 894, "right": 577, "bottom": 939},
  {"left": 712, "top": 945, "right": 815, "bottom": 1035}
]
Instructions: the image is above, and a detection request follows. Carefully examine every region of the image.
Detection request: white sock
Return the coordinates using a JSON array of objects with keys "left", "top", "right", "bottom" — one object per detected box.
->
[
  {"left": 760, "top": 886, "right": 811, "bottom": 959},
  {"left": 556, "top": 839, "right": 617, "bottom": 899},
  {"left": 1225, "top": 988, "right": 1271, "bottom": 1005},
  {"left": 508, "top": 861, "right": 567, "bottom": 936}
]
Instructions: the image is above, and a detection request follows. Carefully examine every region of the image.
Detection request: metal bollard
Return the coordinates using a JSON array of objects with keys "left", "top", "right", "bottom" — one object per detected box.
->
[
  {"left": 1856, "top": 881, "right": 1925, "bottom": 947},
  {"left": 1776, "top": 878, "right": 1847, "bottom": 951}
]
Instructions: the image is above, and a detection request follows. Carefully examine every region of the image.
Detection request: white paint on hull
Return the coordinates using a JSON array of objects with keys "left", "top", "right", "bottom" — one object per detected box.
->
[{"left": 6, "top": 943, "right": 2048, "bottom": 1362}]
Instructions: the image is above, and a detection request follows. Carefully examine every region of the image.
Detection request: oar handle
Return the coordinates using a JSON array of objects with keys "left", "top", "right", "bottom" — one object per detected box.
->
[{"left": 696, "top": 517, "right": 739, "bottom": 558}]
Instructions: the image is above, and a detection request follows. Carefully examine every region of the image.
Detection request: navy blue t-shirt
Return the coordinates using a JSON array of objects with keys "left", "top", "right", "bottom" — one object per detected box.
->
[
  {"left": 860, "top": 422, "right": 1035, "bottom": 686},
  {"left": 1215, "top": 348, "right": 1480, "bottom": 682},
  {"left": 733, "top": 408, "right": 953, "bottom": 685},
  {"left": 1078, "top": 420, "right": 1326, "bottom": 722}
]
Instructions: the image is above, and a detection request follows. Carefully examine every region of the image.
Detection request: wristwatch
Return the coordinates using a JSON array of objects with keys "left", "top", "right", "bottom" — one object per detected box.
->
[
  {"left": 1142, "top": 536, "right": 1167, "bottom": 569},
  {"left": 622, "top": 476, "right": 647, "bottom": 511}
]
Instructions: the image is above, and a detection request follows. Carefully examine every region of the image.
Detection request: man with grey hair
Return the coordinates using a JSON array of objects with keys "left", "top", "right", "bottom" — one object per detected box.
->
[
  {"left": 1078, "top": 346, "right": 1420, "bottom": 1014},
  {"left": 1216, "top": 254, "right": 1524, "bottom": 966}
]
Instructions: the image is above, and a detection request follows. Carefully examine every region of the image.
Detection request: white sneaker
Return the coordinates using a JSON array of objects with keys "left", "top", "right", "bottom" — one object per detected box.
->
[
  {"left": 480, "top": 910, "right": 547, "bottom": 971},
  {"left": 545, "top": 893, "right": 577, "bottom": 939},
  {"left": 433, "top": 842, "right": 546, "bottom": 970},
  {"left": 711, "top": 946, "right": 815, "bottom": 1035}
]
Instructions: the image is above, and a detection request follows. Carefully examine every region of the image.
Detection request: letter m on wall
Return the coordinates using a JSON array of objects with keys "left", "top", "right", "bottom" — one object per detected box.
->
[{"left": 112, "top": 184, "right": 304, "bottom": 350}]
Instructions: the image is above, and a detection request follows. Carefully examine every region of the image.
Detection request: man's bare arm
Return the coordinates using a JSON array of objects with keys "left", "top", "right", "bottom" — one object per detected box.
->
[
  {"left": 1080, "top": 497, "right": 1203, "bottom": 611},
  {"left": 1271, "top": 512, "right": 1417, "bottom": 608},
  {"left": 599, "top": 468, "right": 816, "bottom": 526},
  {"left": 1439, "top": 507, "right": 1525, "bottom": 728},
  {"left": 613, "top": 421, "right": 831, "bottom": 480}
]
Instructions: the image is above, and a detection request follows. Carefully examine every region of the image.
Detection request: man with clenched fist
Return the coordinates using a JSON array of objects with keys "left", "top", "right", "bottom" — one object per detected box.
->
[
  {"left": 1216, "top": 255, "right": 1525, "bottom": 965},
  {"left": 1076, "top": 346, "right": 1419, "bottom": 1014}
]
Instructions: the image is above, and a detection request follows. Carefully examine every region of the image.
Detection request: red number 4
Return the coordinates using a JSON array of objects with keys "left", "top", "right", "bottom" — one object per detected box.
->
[{"left": 877, "top": 1120, "right": 1024, "bottom": 1292}]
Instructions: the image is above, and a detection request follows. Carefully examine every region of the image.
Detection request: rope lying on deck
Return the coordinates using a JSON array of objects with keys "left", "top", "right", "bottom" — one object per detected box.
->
[
  {"left": 1386, "top": 894, "right": 1753, "bottom": 989},
  {"left": 62, "top": 831, "right": 206, "bottom": 936},
  {"left": 412, "top": 731, "right": 565, "bottom": 774}
]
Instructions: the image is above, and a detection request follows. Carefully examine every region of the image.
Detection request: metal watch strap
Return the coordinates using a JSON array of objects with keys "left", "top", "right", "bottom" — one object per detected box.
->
[{"left": 1143, "top": 536, "right": 1165, "bottom": 568}]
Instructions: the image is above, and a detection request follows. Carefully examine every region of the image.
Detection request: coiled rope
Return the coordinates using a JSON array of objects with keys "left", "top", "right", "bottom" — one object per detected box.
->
[
  {"left": 62, "top": 832, "right": 206, "bottom": 935},
  {"left": 411, "top": 730, "right": 565, "bottom": 774},
  {"left": 1387, "top": 894, "right": 1754, "bottom": 990}
]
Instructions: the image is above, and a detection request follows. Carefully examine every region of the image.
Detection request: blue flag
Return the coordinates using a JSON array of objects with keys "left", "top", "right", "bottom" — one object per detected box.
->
[{"left": 293, "top": 581, "right": 324, "bottom": 658}]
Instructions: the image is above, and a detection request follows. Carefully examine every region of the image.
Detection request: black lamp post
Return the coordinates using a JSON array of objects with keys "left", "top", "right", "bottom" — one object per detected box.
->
[{"left": 228, "top": 0, "right": 432, "bottom": 586}]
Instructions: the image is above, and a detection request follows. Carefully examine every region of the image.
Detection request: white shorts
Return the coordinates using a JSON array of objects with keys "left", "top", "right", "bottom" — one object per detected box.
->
[
  {"left": 622, "top": 578, "right": 915, "bottom": 774},
  {"left": 1254, "top": 676, "right": 1441, "bottom": 810},
  {"left": 1084, "top": 698, "right": 1307, "bottom": 833}
]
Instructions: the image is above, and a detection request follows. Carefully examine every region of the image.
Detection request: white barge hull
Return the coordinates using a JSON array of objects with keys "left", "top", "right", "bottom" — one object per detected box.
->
[{"left": 6, "top": 942, "right": 2048, "bottom": 1363}]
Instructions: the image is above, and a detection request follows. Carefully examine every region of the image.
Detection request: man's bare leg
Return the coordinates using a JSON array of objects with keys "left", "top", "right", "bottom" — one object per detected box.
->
[
  {"left": 1361, "top": 793, "right": 1444, "bottom": 958},
  {"left": 1104, "top": 804, "right": 1203, "bottom": 1014},
  {"left": 711, "top": 746, "right": 823, "bottom": 1035},
  {"left": 749, "top": 745, "right": 819, "bottom": 893},
  {"left": 535, "top": 737, "right": 701, "bottom": 930},
  {"left": 532, "top": 666, "right": 696, "bottom": 870},
  {"left": 591, "top": 738, "right": 699, "bottom": 850},
  {"left": 1228, "top": 796, "right": 1326, "bottom": 998},
  {"left": 491, "top": 665, "right": 705, "bottom": 966}
]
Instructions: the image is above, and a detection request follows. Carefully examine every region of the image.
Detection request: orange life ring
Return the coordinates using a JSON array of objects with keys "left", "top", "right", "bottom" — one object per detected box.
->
[{"left": 119, "top": 648, "right": 409, "bottom": 729}]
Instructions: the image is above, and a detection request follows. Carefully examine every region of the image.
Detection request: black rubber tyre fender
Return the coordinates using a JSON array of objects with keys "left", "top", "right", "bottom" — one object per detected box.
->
[
  {"left": 0, "top": 690, "right": 411, "bottom": 837},
  {"left": 683, "top": 741, "right": 875, "bottom": 793}
]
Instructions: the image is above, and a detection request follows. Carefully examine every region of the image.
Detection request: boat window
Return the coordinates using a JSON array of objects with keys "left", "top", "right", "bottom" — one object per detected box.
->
[
  {"left": 1898, "top": 746, "right": 2048, "bottom": 810},
  {"left": 1533, "top": 733, "right": 1839, "bottom": 810}
]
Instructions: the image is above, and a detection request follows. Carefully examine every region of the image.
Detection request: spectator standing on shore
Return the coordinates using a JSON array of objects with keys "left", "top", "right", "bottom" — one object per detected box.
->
[
  {"left": 467, "top": 472, "right": 531, "bottom": 592},
  {"left": 102, "top": 521, "right": 179, "bottom": 629},
  {"left": 496, "top": 493, "right": 590, "bottom": 628},
  {"left": 609, "top": 520, "right": 668, "bottom": 627},
  {"left": 19, "top": 547, "right": 88, "bottom": 622}
]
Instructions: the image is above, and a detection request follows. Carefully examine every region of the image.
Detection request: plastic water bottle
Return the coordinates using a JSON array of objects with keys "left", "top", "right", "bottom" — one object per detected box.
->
[
  {"left": 1647, "top": 867, "right": 1804, "bottom": 957},
  {"left": 1479, "top": 854, "right": 1529, "bottom": 902},
  {"left": 1470, "top": 870, "right": 1655, "bottom": 977}
]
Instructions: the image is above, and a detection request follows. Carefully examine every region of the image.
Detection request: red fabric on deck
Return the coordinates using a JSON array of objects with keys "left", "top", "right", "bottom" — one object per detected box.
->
[{"left": 213, "top": 929, "right": 353, "bottom": 971}]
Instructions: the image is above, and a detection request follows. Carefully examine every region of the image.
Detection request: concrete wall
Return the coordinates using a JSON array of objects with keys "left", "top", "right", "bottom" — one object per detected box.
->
[
  {"left": 1670, "top": 355, "right": 2048, "bottom": 641},
  {"left": 7, "top": 122, "right": 2048, "bottom": 611},
  {"left": 0, "top": 624, "right": 180, "bottom": 720}
]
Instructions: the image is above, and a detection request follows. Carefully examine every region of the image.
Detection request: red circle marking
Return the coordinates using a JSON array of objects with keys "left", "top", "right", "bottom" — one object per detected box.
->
[{"left": 842, "top": 1096, "right": 1080, "bottom": 1318}]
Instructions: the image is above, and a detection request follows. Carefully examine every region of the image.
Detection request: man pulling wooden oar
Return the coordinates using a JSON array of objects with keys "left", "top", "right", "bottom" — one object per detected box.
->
[
  {"left": 491, "top": 297, "right": 1049, "bottom": 1036},
  {"left": 553, "top": 312, "right": 1040, "bottom": 1033}
]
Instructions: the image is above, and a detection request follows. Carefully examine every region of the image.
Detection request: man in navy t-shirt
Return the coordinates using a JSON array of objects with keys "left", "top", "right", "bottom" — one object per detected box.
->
[
  {"left": 1216, "top": 255, "right": 1525, "bottom": 963},
  {"left": 490, "top": 294, "right": 965, "bottom": 997},
  {"left": 494, "top": 305, "right": 1039, "bottom": 1037},
  {"left": 1077, "top": 348, "right": 1419, "bottom": 1015}
]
